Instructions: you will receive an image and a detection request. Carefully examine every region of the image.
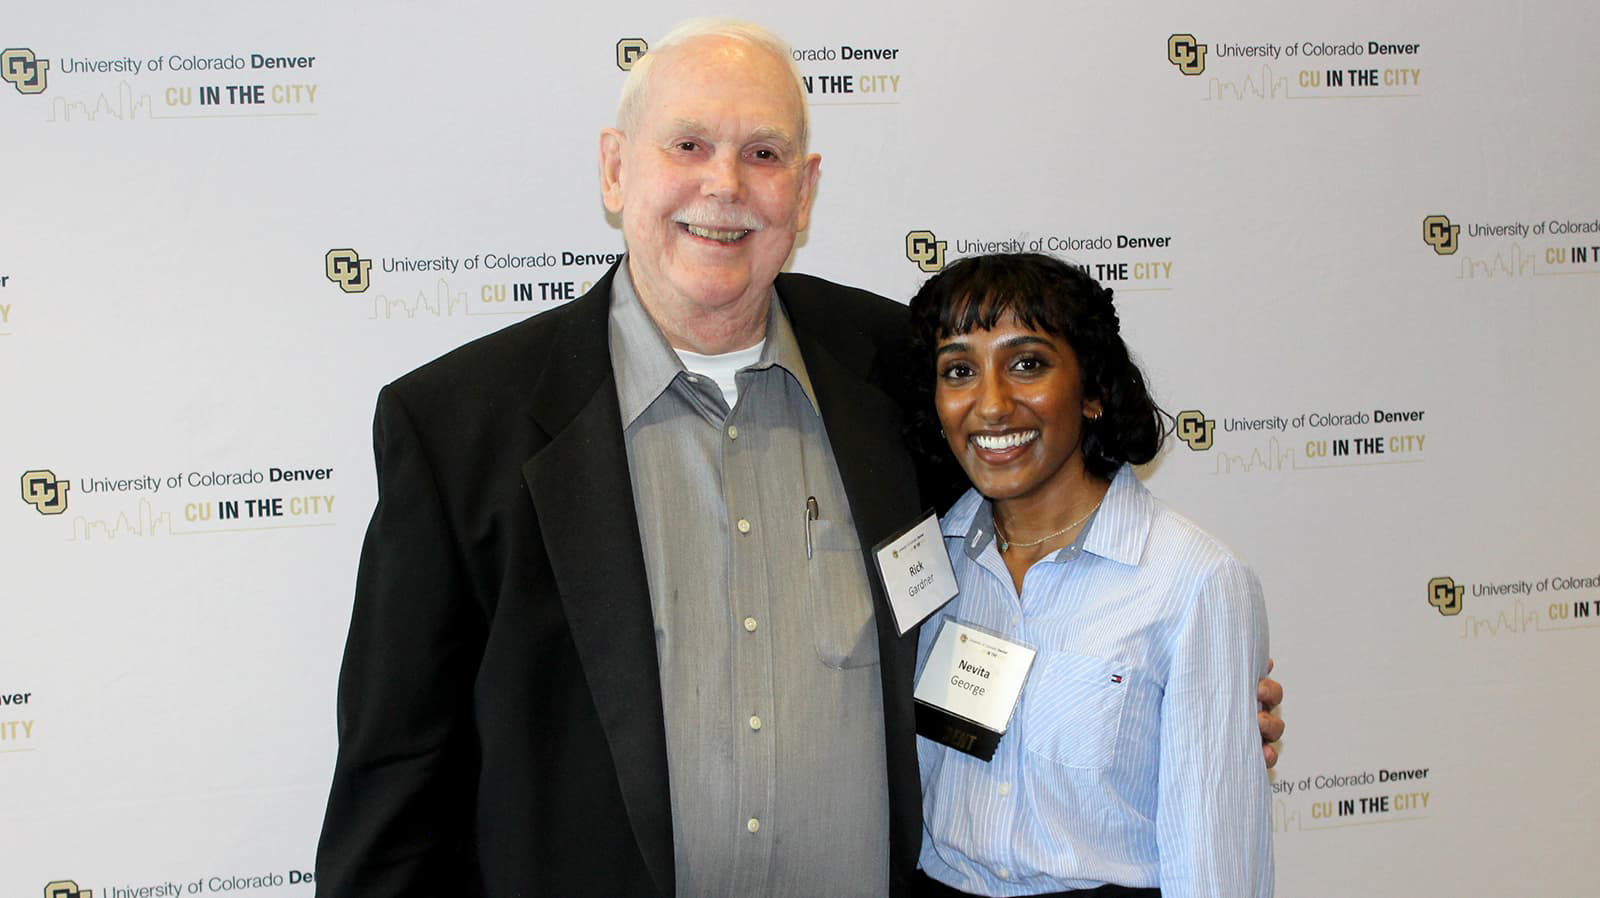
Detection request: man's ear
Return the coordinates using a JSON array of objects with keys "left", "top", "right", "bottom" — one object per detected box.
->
[
  {"left": 794, "top": 153, "right": 822, "bottom": 232},
  {"left": 599, "top": 128, "right": 626, "bottom": 214}
]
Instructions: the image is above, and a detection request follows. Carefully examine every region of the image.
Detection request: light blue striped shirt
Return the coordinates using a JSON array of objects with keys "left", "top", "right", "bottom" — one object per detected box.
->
[{"left": 917, "top": 465, "right": 1272, "bottom": 897}]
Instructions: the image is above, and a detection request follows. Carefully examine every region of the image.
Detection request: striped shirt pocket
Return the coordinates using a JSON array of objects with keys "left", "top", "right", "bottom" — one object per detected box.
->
[{"left": 1020, "top": 650, "right": 1129, "bottom": 769}]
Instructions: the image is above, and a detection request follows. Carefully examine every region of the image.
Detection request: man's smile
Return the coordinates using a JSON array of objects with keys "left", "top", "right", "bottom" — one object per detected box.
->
[{"left": 681, "top": 222, "right": 754, "bottom": 243}]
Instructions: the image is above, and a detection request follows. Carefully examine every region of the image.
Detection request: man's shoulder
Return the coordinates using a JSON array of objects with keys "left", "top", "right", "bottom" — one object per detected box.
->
[
  {"left": 776, "top": 271, "right": 908, "bottom": 333},
  {"left": 385, "top": 285, "right": 607, "bottom": 415}
]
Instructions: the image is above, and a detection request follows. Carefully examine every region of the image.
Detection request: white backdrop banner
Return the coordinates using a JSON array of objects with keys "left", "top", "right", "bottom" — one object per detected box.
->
[{"left": 4, "top": 2, "right": 1597, "bottom": 896}]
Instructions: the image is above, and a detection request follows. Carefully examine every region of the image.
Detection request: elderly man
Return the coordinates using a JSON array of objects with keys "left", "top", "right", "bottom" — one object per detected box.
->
[{"left": 316, "top": 18, "right": 1282, "bottom": 898}]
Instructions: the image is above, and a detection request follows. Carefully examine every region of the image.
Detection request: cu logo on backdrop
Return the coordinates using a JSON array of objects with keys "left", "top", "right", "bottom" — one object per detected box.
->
[
  {"left": 1174, "top": 410, "right": 1215, "bottom": 451},
  {"left": 21, "top": 469, "right": 69, "bottom": 515},
  {"left": 1427, "top": 576, "right": 1464, "bottom": 616},
  {"left": 325, "top": 248, "right": 373, "bottom": 293},
  {"left": 1422, "top": 214, "right": 1459, "bottom": 256},
  {"left": 2, "top": 47, "right": 49, "bottom": 94},
  {"left": 616, "top": 38, "right": 648, "bottom": 71},
  {"left": 44, "top": 880, "right": 90, "bottom": 898},
  {"left": 906, "top": 230, "right": 947, "bottom": 273},
  {"left": 1167, "top": 34, "right": 1206, "bottom": 75}
]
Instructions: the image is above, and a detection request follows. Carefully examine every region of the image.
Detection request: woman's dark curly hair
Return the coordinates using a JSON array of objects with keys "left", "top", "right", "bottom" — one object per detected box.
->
[{"left": 906, "top": 252, "right": 1169, "bottom": 482}]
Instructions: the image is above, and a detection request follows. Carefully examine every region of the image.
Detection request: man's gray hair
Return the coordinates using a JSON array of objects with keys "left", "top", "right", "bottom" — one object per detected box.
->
[{"left": 616, "top": 18, "right": 811, "bottom": 153}]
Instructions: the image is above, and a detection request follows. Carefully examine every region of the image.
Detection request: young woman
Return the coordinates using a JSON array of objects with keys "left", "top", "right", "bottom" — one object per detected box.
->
[{"left": 908, "top": 253, "right": 1272, "bottom": 898}]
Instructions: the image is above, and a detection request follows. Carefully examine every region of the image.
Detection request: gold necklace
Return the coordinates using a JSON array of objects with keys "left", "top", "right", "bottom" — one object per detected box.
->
[{"left": 996, "top": 499, "right": 1102, "bottom": 552}]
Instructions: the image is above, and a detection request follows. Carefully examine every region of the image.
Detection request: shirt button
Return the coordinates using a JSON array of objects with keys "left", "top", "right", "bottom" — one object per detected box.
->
[
  {"left": 998, "top": 782, "right": 1011, "bottom": 796},
  {"left": 737, "top": 518, "right": 751, "bottom": 534},
  {"left": 746, "top": 817, "right": 761, "bottom": 833},
  {"left": 727, "top": 425, "right": 739, "bottom": 440},
  {"left": 743, "top": 616, "right": 758, "bottom": 632},
  {"left": 749, "top": 715, "right": 763, "bottom": 731},
  {"left": 997, "top": 868, "right": 1009, "bottom": 880},
  {"left": 686, "top": 375, "right": 700, "bottom": 383}
]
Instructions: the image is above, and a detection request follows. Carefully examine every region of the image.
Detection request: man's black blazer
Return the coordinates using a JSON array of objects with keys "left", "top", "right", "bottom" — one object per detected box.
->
[{"left": 315, "top": 264, "right": 936, "bottom": 897}]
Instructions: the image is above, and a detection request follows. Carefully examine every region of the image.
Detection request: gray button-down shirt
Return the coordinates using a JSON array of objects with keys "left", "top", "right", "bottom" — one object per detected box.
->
[{"left": 610, "top": 263, "right": 890, "bottom": 897}]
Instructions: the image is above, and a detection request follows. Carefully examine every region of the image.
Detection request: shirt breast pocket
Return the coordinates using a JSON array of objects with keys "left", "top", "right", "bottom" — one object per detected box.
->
[
  {"left": 1021, "top": 650, "right": 1129, "bottom": 770},
  {"left": 806, "top": 518, "right": 880, "bottom": 670}
]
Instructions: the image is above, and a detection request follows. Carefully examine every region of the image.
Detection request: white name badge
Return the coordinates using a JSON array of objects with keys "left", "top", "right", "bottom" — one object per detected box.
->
[
  {"left": 872, "top": 510, "right": 959, "bottom": 636},
  {"left": 913, "top": 619, "right": 1037, "bottom": 760}
]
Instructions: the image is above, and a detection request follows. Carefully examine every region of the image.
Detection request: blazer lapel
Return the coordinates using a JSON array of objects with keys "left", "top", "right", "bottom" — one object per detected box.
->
[{"left": 519, "top": 272, "right": 675, "bottom": 897}]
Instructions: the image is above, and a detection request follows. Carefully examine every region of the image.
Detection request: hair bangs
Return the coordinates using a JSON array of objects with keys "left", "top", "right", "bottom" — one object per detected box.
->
[{"left": 932, "top": 259, "right": 1075, "bottom": 343}]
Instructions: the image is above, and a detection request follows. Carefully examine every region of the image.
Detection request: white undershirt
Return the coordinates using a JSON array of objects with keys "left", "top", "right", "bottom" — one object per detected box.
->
[{"left": 675, "top": 340, "right": 766, "bottom": 409}]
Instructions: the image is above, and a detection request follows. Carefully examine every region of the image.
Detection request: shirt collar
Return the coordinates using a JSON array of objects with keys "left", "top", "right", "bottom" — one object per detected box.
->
[
  {"left": 940, "top": 464, "right": 1155, "bottom": 567},
  {"left": 608, "top": 257, "right": 819, "bottom": 428}
]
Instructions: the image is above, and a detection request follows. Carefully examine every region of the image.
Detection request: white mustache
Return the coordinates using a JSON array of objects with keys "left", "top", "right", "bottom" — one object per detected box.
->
[{"left": 673, "top": 202, "right": 766, "bottom": 232}]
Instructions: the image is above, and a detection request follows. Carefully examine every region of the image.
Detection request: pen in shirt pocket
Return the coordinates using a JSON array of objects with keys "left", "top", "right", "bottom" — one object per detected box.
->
[{"left": 805, "top": 496, "right": 819, "bottom": 559}]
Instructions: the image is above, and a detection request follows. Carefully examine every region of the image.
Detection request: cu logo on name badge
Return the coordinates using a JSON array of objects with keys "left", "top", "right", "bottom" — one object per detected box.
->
[
  {"left": 325, "top": 248, "right": 373, "bottom": 293},
  {"left": 44, "top": 880, "right": 91, "bottom": 898},
  {"left": 616, "top": 38, "right": 648, "bottom": 71},
  {"left": 1174, "top": 410, "right": 1215, "bottom": 451},
  {"left": 1427, "top": 576, "right": 1464, "bottom": 617},
  {"left": 2, "top": 48, "right": 49, "bottom": 94},
  {"left": 906, "top": 230, "right": 947, "bottom": 273},
  {"left": 1422, "top": 214, "right": 1459, "bottom": 256},
  {"left": 21, "top": 469, "right": 69, "bottom": 515},
  {"left": 1167, "top": 34, "right": 1206, "bottom": 75}
]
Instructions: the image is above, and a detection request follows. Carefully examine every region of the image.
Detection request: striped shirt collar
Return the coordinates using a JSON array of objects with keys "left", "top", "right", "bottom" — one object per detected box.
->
[
  {"left": 608, "top": 257, "right": 819, "bottom": 428},
  {"left": 939, "top": 464, "right": 1155, "bottom": 567}
]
